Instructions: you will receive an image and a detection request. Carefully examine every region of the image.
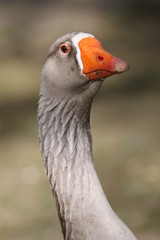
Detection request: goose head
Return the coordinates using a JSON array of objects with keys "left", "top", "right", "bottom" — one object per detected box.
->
[{"left": 41, "top": 32, "right": 129, "bottom": 98}]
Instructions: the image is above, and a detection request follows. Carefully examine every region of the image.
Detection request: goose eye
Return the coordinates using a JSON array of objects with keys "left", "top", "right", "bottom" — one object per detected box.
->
[{"left": 59, "top": 44, "right": 70, "bottom": 54}]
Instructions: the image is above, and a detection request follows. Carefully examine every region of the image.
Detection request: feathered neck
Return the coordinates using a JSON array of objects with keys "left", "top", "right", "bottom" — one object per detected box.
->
[
  {"left": 38, "top": 87, "right": 136, "bottom": 240},
  {"left": 38, "top": 94, "right": 93, "bottom": 184},
  {"left": 38, "top": 94, "right": 99, "bottom": 238}
]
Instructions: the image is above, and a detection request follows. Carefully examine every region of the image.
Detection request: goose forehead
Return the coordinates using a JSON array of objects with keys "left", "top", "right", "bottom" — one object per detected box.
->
[
  {"left": 72, "top": 32, "right": 94, "bottom": 46},
  {"left": 72, "top": 32, "right": 95, "bottom": 74}
]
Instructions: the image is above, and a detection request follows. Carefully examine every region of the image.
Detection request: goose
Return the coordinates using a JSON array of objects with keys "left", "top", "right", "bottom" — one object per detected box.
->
[{"left": 38, "top": 32, "right": 137, "bottom": 240}]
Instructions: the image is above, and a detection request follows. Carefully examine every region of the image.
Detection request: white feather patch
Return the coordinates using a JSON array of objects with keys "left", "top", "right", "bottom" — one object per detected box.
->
[{"left": 72, "top": 32, "right": 94, "bottom": 75}]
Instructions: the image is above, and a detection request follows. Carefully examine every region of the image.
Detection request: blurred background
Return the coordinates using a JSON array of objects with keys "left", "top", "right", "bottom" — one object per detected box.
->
[{"left": 0, "top": 0, "right": 160, "bottom": 239}]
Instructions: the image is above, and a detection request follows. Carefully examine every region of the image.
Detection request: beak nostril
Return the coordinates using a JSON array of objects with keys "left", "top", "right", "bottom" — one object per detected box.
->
[{"left": 97, "top": 55, "right": 104, "bottom": 61}]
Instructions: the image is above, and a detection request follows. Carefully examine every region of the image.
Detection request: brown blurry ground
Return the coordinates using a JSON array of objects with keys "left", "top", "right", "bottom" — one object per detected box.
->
[{"left": 0, "top": 1, "right": 160, "bottom": 239}]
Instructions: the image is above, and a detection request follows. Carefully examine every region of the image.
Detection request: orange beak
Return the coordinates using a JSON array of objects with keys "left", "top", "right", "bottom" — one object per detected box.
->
[{"left": 79, "top": 37, "right": 129, "bottom": 80}]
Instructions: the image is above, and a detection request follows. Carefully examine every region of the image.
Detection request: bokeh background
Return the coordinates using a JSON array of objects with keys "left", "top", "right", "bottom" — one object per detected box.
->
[{"left": 0, "top": 0, "right": 160, "bottom": 239}]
